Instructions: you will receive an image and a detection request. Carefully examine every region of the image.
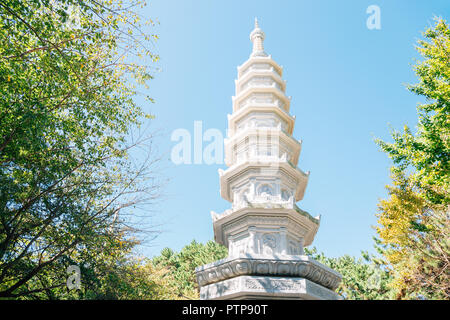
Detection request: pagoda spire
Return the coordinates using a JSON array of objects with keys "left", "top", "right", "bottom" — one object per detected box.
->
[{"left": 250, "top": 17, "right": 267, "bottom": 57}]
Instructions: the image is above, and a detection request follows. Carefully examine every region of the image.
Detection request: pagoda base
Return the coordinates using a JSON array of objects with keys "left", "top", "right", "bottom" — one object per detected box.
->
[
  {"left": 199, "top": 275, "right": 342, "bottom": 300},
  {"left": 196, "top": 254, "right": 342, "bottom": 300}
]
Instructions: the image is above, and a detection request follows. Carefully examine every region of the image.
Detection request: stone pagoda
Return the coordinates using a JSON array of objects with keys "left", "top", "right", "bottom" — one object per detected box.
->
[{"left": 195, "top": 19, "right": 342, "bottom": 300}]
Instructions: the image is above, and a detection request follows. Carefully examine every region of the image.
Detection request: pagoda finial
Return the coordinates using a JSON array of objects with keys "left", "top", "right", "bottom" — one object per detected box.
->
[{"left": 250, "top": 17, "right": 267, "bottom": 57}]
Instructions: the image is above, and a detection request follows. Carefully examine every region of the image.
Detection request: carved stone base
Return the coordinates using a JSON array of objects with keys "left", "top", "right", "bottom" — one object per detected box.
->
[
  {"left": 196, "top": 254, "right": 341, "bottom": 290},
  {"left": 196, "top": 254, "right": 342, "bottom": 300},
  {"left": 199, "top": 275, "right": 342, "bottom": 300}
]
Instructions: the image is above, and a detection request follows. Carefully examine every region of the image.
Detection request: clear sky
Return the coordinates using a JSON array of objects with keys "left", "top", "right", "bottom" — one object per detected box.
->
[{"left": 134, "top": 0, "right": 450, "bottom": 259}]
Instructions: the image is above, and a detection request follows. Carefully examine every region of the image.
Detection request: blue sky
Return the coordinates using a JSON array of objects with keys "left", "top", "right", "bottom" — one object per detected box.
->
[{"left": 134, "top": 0, "right": 450, "bottom": 258}]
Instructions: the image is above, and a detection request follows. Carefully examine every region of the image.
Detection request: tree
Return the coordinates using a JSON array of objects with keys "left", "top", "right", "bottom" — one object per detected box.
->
[
  {"left": 305, "top": 247, "right": 394, "bottom": 300},
  {"left": 151, "top": 240, "right": 228, "bottom": 299},
  {"left": 80, "top": 252, "right": 178, "bottom": 300},
  {"left": 375, "top": 18, "right": 450, "bottom": 299},
  {"left": 0, "top": 0, "right": 161, "bottom": 298}
]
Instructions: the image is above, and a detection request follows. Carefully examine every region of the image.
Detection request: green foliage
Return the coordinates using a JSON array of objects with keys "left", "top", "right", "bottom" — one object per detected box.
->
[
  {"left": 81, "top": 256, "right": 178, "bottom": 300},
  {"left": 0, "top": 0, "right": 160, "bottom": 298},
  {"left": 305, "top": 247, "right": 395, "bottom": 300},
  {"left": 376, "top": 18, "right": 449, "bottom": 206},
  {"left": 375, "top": 18, "right": 450, "bottom": 299},
  {"left": 152, "top": 240, "right": 228, "bottom": 299}
]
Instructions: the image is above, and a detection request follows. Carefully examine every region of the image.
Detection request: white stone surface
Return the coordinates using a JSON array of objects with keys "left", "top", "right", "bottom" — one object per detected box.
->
[{"left": 199, "top": 276, "right": 342, "bottom": 300}]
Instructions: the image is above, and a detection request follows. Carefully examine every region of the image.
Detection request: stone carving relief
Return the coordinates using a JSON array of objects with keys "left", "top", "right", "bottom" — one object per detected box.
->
[
  {"left": 200, "top": 276, "right": 340, "bottom": 300},
  {"left": 281, "top": 189, "right": 291, "bottom": 201},
  {"left": 288, "top": 240, "right": 301, "bottom": 255},
  {"left": 196, "top": 257, "right": 341, "bottom": 290},
  {"left": 229, "top": 238, "right": 247, "bottom": 256},
  {"left": 262, "top": 233, "right": 277, "bottom": 254},
  {"left": 235, "top": 188, "right": 250, "bottom": 208},
  {"left": 245, "top": 278, "right": 305, "bottom": 291},
  {"left": 258, "top": 184, "right": 274, "bottom": 196}
]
